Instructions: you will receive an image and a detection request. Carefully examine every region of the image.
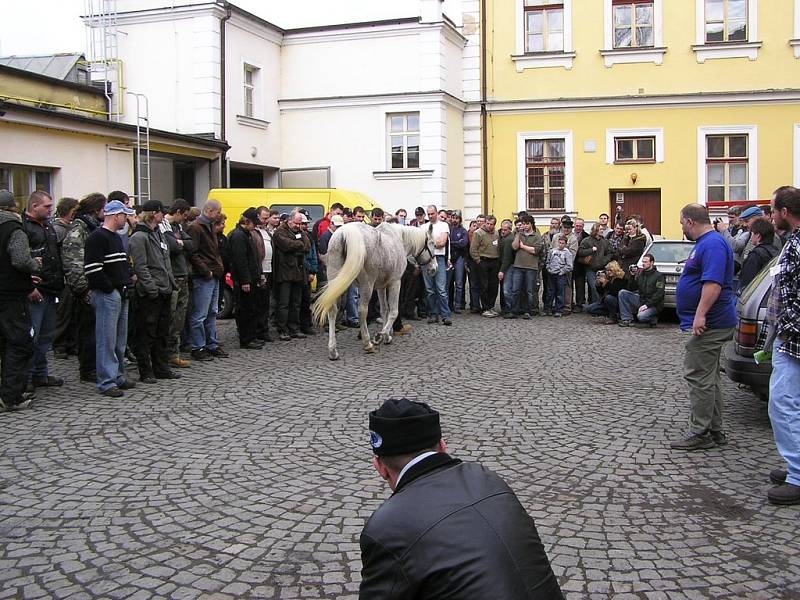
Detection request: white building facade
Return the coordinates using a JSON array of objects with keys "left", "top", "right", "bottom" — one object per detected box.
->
[{"left": 90, "top": 0, "right": 473, "bottom": 215}]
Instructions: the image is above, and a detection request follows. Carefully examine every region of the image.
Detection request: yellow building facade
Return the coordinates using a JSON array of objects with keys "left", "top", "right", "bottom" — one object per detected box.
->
[{"left": 484, "top": 0, "right": 800, "bottom": 238}]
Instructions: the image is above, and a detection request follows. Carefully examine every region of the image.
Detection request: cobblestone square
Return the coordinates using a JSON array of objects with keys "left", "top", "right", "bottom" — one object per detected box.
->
[{"left": 1, "top": 314, "right": 798, "bottom": 599}]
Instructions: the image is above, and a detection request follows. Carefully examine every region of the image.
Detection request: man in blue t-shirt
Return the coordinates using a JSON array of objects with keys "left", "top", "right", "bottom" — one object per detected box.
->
[{"left": 671, "top": 203, "right": 737, "bottom": 451}]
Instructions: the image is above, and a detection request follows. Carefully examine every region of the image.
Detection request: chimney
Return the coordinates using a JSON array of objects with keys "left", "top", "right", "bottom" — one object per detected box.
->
[{"left": 420, "top": 0, "right": 444, "bottom": 23}]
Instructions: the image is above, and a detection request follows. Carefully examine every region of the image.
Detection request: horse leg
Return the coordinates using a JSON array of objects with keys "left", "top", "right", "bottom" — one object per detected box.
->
[
  {"left": 359, "top": 283, "right": 375, "bottom": 353},
  {"left": 373, "top": 287, "right": 389, "bottom": 345},
  {"left": 382, "top": 280, "right": 401, "bottom": 345},
  {"left": 327, "top": 304, "right": 339, "bottom": 361}
]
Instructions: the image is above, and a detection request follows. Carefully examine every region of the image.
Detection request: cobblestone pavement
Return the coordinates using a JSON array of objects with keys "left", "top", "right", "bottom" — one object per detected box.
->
[{"left": 1, "top": 312, "right": 799, "bottom": 600}]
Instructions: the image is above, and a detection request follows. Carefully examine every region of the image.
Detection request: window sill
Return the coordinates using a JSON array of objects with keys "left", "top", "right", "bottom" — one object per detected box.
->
[
  {"left": 791, "top": 39, "right": 800, "bottom": 59},
  {"left": 691, "top": 41, "right": 762, "bottom": 63},
  {"left": 236, "top": 114, "right": 271, "bottom": 130},
  {"left": 614, "top": 159, "right": 656, "bottom": 165},
  {"left": 373, "top": 169, "right": 434, "bottom": 180},
  {"left": 511, "top": 51, "right": 576, "bottom": 72},
  {"left": 599, "top": 47, "right": 666, "bottom": 67}
]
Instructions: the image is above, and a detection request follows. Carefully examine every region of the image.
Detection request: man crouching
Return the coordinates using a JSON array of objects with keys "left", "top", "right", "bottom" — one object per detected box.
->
[{"left": 360, "top": 398, "right": 564, "bottom": 599}]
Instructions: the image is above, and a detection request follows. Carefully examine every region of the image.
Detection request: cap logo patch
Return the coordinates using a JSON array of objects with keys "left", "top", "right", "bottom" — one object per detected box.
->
[{"left": 369, "top": 430, "right": 383, "bottom": 449}]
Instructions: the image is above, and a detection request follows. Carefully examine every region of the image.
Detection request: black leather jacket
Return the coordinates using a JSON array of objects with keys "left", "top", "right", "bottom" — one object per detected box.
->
[
  {"left": 359, "top": 453, "right": 564, "bottom": 599},
  {"left": 23, "top": 213, "right": 64, "bottom": 295}
]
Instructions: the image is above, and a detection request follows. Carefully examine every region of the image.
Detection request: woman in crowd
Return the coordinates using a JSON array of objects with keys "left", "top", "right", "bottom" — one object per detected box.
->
[
  {"left": 616, "top": 219, "right": 647, "bottom": 272},
  {"left": 586, "top": 261, "right": 628, "bottom": 323}
]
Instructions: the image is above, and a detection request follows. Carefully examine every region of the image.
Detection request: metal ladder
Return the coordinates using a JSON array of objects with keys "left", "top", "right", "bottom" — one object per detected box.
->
[
  {"left": 128, "top": 92, "right": 150, "bottom": 203},
  {"left": 84, "top": 0, "right": 121, "bottom": 120}
]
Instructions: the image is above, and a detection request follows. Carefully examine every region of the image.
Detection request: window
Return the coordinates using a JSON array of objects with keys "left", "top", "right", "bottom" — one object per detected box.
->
[
  {"left": 524, "top": 1, "right": 564, "bottom": 53},
  {"left": 388, "top": 113, "right": 420, "bottom": 170},
  {"left": 525, "top": 139, "right": 565, "bottom": 210},
  {"left": 615, "top": 137, "right": 655, "bottom": 163},
  {"left": 0, "top": 164, "right": 52, "bottom": 210},
  {"left": 705, "top": 134, "right": 748, "bottom": 201},
  {"left": 613, "top": 0, "right": 654, "bottom": 48},
  {"left": 243, "top": 64, "right": 258, "bottom": 118},
  {"left": 705, "top": 0, "right": 747, "bottom": 43}
]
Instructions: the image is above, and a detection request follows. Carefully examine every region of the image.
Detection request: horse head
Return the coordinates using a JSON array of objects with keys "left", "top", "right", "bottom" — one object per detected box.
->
[{"left": 424, "top": 223, "right": 438, "bottom": 276}]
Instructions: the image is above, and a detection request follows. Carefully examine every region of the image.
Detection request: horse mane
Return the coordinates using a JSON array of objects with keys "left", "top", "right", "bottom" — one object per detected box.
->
[{"left": 392, "top": 223, "right": 428, "bottom": 256}]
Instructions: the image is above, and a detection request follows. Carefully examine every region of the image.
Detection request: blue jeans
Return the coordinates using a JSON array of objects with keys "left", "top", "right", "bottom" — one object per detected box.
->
[
  {"left": 545, "top": 272, "right": 568, "bottom": 313},
  {"left": 586, "top": 270, "right": 600, "bottom": 304},
  {"left": 346, "top": 283, "right": 359, "bottom": 323},
  {"left": 189, "top": 277, "right": 219, "bottom": 351},
  {"left": 511, "top": 268, "right": 540, "bottom": 314},
  {"left": 502, "top": 265, "right": 516, "bottom": 313},
  {"left": 92, "top": 289, "right": 128, "bottom": 392},
  {"left": 770, "top": 340, "right": 800, "bottom": 487},
  {"left": 29, "top": 291, "right": 58, "bottom": 378},
  {"left": 447, "top": 255, "right": 466, "bottom": 310},
  {"left": 618, "top": 289, "right": 659, "bottom": 323},
  {"left": 423, "top": 256, "right": 451, "bottom": 319}
]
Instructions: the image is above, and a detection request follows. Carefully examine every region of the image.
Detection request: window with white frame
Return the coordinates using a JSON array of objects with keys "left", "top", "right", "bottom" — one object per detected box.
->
[
  {"left": 243, "top": 64, "right": 258, "bottom": 118},
  {"left": 524, "top": 1, "right": 564, "bottom": 53},
  {"left": 705, "top": 0, "right": 747, "bottom": 43},
  {"left": 693, "top": 0, "right": 760, "bottom": 62},
  {"left": 525, "top": 139, "right": 566, "bottom": 210},
  {"left": 613, "top": 0, "right": 654, "bottom": 48},
  {"left": 615, "top": 136, "right": 655, "bottom": 163},
  {"left": 0, "top": 164, "right": 52, "bottom": 211},
  {"left": 388, "top": 113, "right": 420, "bottom": 170},
  {"left": 705, "top": 134, "right": 749, "bottom": 202}
]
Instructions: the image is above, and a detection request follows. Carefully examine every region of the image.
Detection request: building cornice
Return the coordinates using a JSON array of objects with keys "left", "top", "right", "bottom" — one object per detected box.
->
[
  {"left": 487, "top": 89, "right": 800, "bottom": 114},
  {"left": 279, "top": 90, "right": 466, "bottom": 111},
  {"left": 283, "top": 19, "right": 465, "bottom": 46},
  {"left": 84, "top": 3, "right": 227, "bottom": 27}
]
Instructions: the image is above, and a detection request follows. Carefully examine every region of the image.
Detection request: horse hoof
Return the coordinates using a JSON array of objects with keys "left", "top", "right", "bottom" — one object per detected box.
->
[
  {"left": 364, "top": 345, "right": 376, "bottom": 354},
  {"left": 372, "top": 333, "right": 383, "bottom": 345},
  {"left": 384, "top": 335, "right": 394, "bottom": 345},
  {"left": 329, "top": 350, "right": 339, "bottom": 361}
]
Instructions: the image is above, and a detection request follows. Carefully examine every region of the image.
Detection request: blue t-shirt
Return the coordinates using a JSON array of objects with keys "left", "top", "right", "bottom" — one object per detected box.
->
[{"left": 675, "top": 230, "right": 737, "bottom": 331}]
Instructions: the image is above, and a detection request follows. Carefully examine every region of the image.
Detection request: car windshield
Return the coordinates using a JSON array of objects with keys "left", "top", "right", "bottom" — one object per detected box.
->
[
  {"left": 740, "top": 255, "right": 780, "bottom": 304},
  {"left": 647, "top": 241, "right": 695, "bottom": 264}
]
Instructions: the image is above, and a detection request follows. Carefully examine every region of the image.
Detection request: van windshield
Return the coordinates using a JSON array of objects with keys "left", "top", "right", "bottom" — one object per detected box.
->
[
  {"left": 740, "top": 255, "right": 780, "bottom": 304},
  {"left": 270, "top": 204, "right": 325, "bottom": 222}
]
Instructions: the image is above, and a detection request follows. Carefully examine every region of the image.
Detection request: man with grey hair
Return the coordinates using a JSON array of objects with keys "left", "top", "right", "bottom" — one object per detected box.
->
[
  {"left": 23, "top": 190, "right": 65, "bottom": 388},
  {"left": 186, "top": 199, "right": 228, "bottom": 361},
  {"left": 0, "top": 190, "right": 41, "bottom": 411},
  {"left": 272, "top": 210, "right": 312, "bottom": 341}
]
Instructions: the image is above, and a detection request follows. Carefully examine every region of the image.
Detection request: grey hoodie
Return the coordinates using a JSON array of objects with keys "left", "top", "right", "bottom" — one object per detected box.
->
[{"left": 0, "top": 210, "right": 40, "bottom": 274}]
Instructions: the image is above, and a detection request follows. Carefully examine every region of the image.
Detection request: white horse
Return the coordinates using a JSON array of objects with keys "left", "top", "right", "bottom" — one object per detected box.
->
[{"left": 312, "top": 222, "right": 437, "bottom": 360}]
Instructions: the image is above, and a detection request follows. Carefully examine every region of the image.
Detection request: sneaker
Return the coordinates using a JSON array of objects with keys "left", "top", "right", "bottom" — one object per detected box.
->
[
  {"left": 442, "top": 318, "right": 452, "bottom": 326},
  {"left": 670, "top": 432, "right": 715, "bottom": 451},
  {"left": 502, "top": 313, "right": 517, "bottom": 319},
  {"left": 709, "top": 430, "right": 728, "bottom": 446},
  {"left": 240, "top": 341, "right": 265, "bottom": 350},
  {"left": 32, "top": 375, "right": 64, "bottom": 387},
  {"left": 427, "top": 316, "right": 438, "bottom": 324},
  {"left": 618, "top": 320, "right": 633, "bottom": 327},
  {"left": 261, "top": 334, "right": 275, "bottom": 343},
  {"left": 13, "top": 398, "right": 34, "bottom": 410},
  {"left": 118, "top": 380, "right": 136, "bottom": 390},
  {"left": 279, "top": 333, "right": 292, "bottom": 341},
  {"left": 553, "top": 312, "right": 562, "bottom": 318},
  {"left": 770, "top": 468, "right": 788, "bottom": 485},
  {"left": 768, "top": 483, "right": 800, "bottom": 505},
  {"left": 140, "top": 376, "right": 158, "bottom": 384},
  {"left": 290, "top": 332, "right": 307, "bottom": 339},
  {"left": 602, "top": 317, "right": 618, "bottom": 325},
  {"left": 101, "top": 386, "right": 124, "bottom": 398},
  {"left": 169, "top": 356, "right": 192, "bottom": 368},
  {"left": 191, "top": 349, "right": 214, "bottom": 362},
  {"left": 209, "top": 347, "right": 229, "bottom": 358},
  {"left": 521, "top": 313, "right": 531, "bottom": 320},
  {"left": 395, "top": 324, "right": 413, "bottom": 336}
]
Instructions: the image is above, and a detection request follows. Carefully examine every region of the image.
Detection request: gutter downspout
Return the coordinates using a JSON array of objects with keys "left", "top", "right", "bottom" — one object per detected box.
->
[
  {"left": 480, "top": 0, "right": 488, "bottom": 215},
  {"left": 220, "top": 3, "right": 232, "bottom": 187}
]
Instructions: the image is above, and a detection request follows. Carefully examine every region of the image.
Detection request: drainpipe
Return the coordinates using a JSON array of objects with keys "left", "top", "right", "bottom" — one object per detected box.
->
[
  {"left": 219, "top": 3, "right": 232, "bottom": 187},
  {"left": 480, "top": 0, "right": 488, "bottom": 215}
]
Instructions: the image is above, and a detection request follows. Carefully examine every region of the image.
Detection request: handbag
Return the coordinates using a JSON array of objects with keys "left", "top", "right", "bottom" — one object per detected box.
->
[{"left": 578, "top": 254, "right": 593, "bottom": 266}]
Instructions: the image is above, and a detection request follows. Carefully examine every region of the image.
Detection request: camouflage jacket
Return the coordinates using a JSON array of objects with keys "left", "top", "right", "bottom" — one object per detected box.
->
[{"left": 62, "top": 214, "right": 100, "bottom": 296}]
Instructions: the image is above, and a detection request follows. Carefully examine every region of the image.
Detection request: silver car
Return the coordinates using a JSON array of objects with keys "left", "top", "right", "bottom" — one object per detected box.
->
[{"left": 636, "top": 240, "right": 695, "bottom": 309}]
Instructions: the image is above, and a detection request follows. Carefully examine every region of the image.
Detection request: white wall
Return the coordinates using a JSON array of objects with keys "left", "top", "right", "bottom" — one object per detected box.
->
[
  {"left": 0, "top": 121, "right": 134, "bottom": 199},
  {"left": 224, "top": 15, "right": 282, "bottom": 168}
]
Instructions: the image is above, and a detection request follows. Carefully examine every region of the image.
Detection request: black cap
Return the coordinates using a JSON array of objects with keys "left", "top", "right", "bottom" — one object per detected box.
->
[
  {"left": 141, "top": 200, "right": 164, "bottom": 213},
  {"left": 369, "top": 399, "right": 441, "bottom": 457},
  {"left": 0, "top": 189, "right": 15, "bottom": 209}
]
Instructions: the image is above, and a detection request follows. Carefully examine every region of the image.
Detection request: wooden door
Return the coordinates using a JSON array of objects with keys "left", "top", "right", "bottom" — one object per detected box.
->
[{"left": 610, "top": 189, "right": 661, "bottom": 235}]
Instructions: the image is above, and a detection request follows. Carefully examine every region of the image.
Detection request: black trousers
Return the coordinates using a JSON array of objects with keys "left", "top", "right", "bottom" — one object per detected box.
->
[
  {"left": 234, "top": 284, "right": 260, "bottom": 346},
  {"left": 393, "top": 263, "right": 415, "bottom": 331},
  {"left": 573, "top": 264, "right": 587, "bottom": 308},
  {"left": 300, "top": 279, "right": 313, "bottom": 331},
  {"left": 134, "top": 293, "right": 172, "bottom": 378},
  {"left": 477, "top": 258, "right": 500, "bottom": 312},
  {"left": 0, "top": 297, "right": 34, "bottom": 406},
  {"left": 256, "top": 274, "right": 271, "bottom": 339},
  {"left": 275, "top": 281, "right": 302, "bottom": 334},
  {"left": 53, "top": 286, "right": 77, "bottom": 354},
  {"left": 76, "top": 295, "right": 96, "bottom": 377}
]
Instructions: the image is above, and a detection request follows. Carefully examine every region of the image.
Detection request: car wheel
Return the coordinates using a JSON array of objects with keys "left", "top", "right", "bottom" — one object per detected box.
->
[{"left": 218, "top": 286, "right": 234, "bottom": 319}]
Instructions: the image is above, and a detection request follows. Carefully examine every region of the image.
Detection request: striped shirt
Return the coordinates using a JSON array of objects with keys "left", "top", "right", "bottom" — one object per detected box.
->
[{"left": 84, "top": 226, "right": 133, "bottom": 294}]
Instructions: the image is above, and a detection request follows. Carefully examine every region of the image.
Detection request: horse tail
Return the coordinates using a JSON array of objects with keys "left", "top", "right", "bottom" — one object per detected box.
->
[{"left": 312, "top": 225, "right": 366, "bottom": 325}]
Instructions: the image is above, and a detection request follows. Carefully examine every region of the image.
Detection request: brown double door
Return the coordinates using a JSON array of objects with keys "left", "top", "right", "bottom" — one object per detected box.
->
[{"left": 609, "top": 189, "right": 661, "bottom": 235}]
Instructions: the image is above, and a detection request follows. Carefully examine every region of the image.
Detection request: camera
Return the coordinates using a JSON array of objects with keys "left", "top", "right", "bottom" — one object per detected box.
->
[{"left": 629, "top": 264, "right": 639, "bottom": 275}]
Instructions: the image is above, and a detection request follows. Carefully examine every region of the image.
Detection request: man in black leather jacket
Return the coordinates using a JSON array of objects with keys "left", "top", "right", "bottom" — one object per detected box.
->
[{"left": 360, "top": 399, "right": 564, "bottom": 599}]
